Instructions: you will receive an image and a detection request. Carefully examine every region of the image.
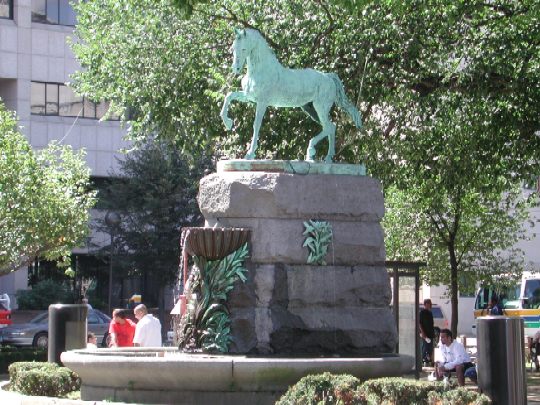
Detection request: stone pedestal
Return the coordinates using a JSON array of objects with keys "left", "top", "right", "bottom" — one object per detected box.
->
[{"left": 198, "top": 169, "right": 397, "bottom": 355}]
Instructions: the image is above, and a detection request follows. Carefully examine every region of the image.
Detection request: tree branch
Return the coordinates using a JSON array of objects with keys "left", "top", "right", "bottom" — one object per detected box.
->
[
  {"left": 309, "top": 0, "right": 335, "bottom": 55},
  {"left": 214, "top": 5, "right": 282, "bottom": 50}
]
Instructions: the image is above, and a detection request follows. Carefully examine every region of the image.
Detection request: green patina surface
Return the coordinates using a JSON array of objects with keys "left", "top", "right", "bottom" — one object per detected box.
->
[
  {"left": 178, "top": 244, "right": 249, "bottom": 353},
  {"left": 221, "top": 28, "right": 362, "bottom": 162},
  {"left": 303, "top": 220, "right": 333, "bottom": 265},
  {"left": 217, "top": 159, "right": 366, "bottom": 176}
]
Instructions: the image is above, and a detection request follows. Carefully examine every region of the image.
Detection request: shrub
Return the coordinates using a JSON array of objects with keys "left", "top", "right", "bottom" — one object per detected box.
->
[
  {"left": 278, "top": 374, "right": 490, "bottom": 405},
  {"left": 428, "top": 388, "right": 491, "bottom": 405},
  {"left": 16, "top": 279, "right": 74, "bottom": 310},
  {"left": 0, "top": 347, "right": 47, "bottom": 373},
  {"left": 358, "top": 377, "right": 449, "bottom": 405},
  {"left": 276, "top": 372, "right": 368, "bottom": 405},
  {"left": 8, "top": 361, "right": 80, "bottom": 398}
]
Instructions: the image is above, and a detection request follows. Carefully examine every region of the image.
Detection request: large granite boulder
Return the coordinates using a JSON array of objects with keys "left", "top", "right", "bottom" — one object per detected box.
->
[{"left": 197, "top": 169, "right": 398, "bottom": 355}]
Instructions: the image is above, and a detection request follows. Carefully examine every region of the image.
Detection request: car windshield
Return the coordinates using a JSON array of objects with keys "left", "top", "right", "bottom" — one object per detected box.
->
[{"left": 30, "top": 313, "right": 48, "bottom": 324}]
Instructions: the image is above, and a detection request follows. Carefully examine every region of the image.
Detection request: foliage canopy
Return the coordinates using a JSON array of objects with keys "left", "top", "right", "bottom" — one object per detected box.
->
[
  {"left": 96, "top": 141, "right": 210, "bottom": 305},
  {"left": 72, "top": 0, "right": 540, "bottom": 333},
  {"left": 0, "top": 101, "right": 95, "bottom": 275}
]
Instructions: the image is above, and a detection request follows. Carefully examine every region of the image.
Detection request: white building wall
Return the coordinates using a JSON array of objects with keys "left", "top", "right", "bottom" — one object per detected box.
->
[
  {"left": 421, "top": 284, "right": 476, "bottom": 336},
  {"left": 0, "top": 0, "right": 128, "bottom": 305}
]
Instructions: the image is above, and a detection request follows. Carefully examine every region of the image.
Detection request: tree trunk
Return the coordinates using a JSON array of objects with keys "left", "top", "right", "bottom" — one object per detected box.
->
[{"left": 448, "top": 243, "right": 459, "bottom": 338}]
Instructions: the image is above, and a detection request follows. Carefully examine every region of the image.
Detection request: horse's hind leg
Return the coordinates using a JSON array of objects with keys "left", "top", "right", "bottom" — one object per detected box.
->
[
  {"left": 245, "top": 102, "right": 267, "bottom": 160},
  {"left": 306, "top": 102, "right": 335, "bottom": 162}
]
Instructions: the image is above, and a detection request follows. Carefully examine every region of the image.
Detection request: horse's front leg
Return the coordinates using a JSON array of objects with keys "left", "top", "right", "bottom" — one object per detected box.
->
[
  {"left": 245, "top": 103, "right": 267, "bottom": 160},
  {"left": 221, "top": 91, "right": 247, "bottom": 130}
]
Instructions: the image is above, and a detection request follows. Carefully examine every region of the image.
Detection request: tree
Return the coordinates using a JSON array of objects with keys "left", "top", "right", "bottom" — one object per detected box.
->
[
  {"left": 0, "top": 101, "right": 96, "bottom": 275},
  {"left": 383, "top": 184, "right": 532, "bottom": 292},
  {"left": 72, "top": 0, "right": 540, "bottom": 335},
  {"left": 97, "top": 140, "right": 210, "bottom": 318},
  {"left": 348, "top": 0, "right": 540, "bottom": 335},
  {"left": 71, "top": 0, "right": 365, "bottom": 161}
]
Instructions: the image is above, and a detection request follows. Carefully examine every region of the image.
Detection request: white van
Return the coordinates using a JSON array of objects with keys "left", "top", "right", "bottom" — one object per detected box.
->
[{"left": 472, "top": 272, "right": 540, "bottom": 337}]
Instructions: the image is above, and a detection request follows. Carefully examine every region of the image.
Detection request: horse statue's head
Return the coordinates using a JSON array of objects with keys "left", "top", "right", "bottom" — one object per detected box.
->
[{"left": 231, "top": 28, "right": 265, "bottom": 75}]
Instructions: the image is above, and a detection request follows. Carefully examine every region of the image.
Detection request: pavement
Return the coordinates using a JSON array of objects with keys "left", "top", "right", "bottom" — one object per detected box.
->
[{"left": 2, "top": 370, "right": 540, "bottom": 404}]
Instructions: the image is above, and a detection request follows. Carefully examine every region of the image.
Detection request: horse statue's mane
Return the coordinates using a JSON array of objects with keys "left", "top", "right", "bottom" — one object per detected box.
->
[
  {"left": 241, "top": 29, "right": 278, "bottom": 66},
  {"left": 221, "top": 28, "right": 362, "bottom": 162}
]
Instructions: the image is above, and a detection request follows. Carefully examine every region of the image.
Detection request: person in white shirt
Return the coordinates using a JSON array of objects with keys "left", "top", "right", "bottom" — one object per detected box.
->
[
  {"left": 133, "top": 304, "right": 162, "bottom": 347},
  {"left": 435, "top": 328, "right": 473, "bottom": 386},
  {"left": 87, "top": 332, "right": 98, "bottom": 349}
]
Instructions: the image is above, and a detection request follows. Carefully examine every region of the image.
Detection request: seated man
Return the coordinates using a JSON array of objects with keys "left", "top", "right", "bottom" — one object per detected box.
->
[{"left": 435, "top": 329, "right": 474, "bottom": 386}]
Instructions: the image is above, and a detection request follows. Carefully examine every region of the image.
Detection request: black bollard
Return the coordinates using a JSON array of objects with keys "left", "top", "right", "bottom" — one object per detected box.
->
[
  {"left": 48, "top": 304, "right": 88, "bottom": 364},
  {"left": 477, "top": 316, "right": 527, "bottom": 405}
]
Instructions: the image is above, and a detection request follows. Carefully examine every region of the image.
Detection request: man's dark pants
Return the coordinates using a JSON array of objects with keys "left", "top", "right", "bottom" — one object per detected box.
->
[{"left": 422, "top": 339, "right": 433, "bottom": 364}]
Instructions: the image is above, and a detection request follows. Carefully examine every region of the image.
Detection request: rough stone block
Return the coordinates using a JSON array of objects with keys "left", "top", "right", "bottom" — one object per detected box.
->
[
  {"left": 199, "top": 172, "right": 384, "bottom": 220},
  {"left": 228, "top": 263, "right": 397, "bottom": 355}
]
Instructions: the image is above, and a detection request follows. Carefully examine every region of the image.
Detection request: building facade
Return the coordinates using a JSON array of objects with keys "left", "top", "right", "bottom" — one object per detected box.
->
[{"left": 0, "top": 0, "right": 128, "bottom": 307}]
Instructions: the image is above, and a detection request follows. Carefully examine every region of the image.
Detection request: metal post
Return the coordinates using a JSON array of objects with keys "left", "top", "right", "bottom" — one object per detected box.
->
[
  {"left": 393, "top": 267, "right": 399, "bottom": 352},
  {"left": 105, "top": 212, "right": 120, "bottom": 315},
  {"left": 108, "top": 231, "right": 114, "bottom": 314},
  {"left": 414, "top": 266, "right": 420, "bottom": 379}
]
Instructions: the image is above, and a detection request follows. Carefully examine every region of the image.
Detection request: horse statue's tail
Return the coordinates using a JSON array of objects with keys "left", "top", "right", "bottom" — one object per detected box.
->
[{"left": 330, "top": 74, "right": 362, "bottom": 128}]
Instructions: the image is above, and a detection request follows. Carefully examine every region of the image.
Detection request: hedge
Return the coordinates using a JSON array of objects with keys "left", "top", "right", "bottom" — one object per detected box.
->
[
  {"left": 8, "top": 361, "right": 80, "bottom": 398},
  {"left": 276, "top": 372, "right": 367, "bottom": 405},
  {"left": 427, "top": 387, "right": 491, "bottom": 405},
  {"left": 0, "top": 347, "right": 47, "bottom": 373},
  {"left": 359, "top": 377, "right": 449, "bottom": 404},
  {"left": 278, "top": 374, "right": 492, "bottom": 405}
]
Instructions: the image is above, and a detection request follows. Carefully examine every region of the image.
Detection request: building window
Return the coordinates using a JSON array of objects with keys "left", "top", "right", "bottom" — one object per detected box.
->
[
  {"left": 0, "top": 0, "right": 13, "bottom": 19},
  {"left": 31, "top": 82, "right": 119, "bottom": 120},
  {"left": 32, "top": 0, "right": 77, "bottom": 26}
]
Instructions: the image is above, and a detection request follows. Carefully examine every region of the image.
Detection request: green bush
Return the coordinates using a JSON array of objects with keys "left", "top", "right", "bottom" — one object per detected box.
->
[
  {"left": 276, "top": 372, "right": 368, "bottom": 405},
  {"left": 16, "top": 279, "right": 74, "bottom": 309},
  {"left": 428, "top": 388, "right": 491, "bottom": 405},
  {"left": 0, "top": 347, "right": 47, "bottom": 373},
  {"left": 277, "top": 374, "right": 491, "bottom": 405},
  {"left": 8, "top": 361, "right": 80, "bottom": 398},
  {"left": 358, "top": 377, "right": 449, "bottom": 405}
]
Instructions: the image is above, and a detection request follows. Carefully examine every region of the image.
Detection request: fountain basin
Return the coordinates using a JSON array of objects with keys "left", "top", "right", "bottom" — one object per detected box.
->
[
  {"left": 62, "top": 348, "right": 414, "bottom": 405},
  {"left": 182, "top": 227, "right": 250, "bottom": 261}
]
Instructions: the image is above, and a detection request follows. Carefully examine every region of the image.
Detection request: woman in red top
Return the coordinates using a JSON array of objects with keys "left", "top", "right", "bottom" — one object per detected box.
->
[{"left": 108, "top": 309, "right": 136, "bottom": 347}]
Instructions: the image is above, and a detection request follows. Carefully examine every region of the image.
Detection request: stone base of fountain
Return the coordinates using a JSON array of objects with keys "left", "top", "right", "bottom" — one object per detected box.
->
[
  {"left": 61, "top": 348, "right": 414, "bottom": 405},
  {"left": 61, "top": 166, "right": 413, "bottom": 404},
  {"left": 198, "top": 170, "right": 398, "bottom": 354}
]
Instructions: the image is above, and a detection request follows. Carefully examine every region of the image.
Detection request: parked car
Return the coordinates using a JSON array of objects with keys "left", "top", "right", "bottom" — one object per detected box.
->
[
  {"left": 0, "top": 301, "right": 12, "bottom": 328},
  {"left": 0, "top": 308, "right": 111, "bottom": 349}
]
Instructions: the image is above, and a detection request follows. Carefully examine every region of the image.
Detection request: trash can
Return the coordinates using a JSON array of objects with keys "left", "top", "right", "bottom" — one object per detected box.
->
[
  {"left": 477, "top": 316, "right": 526, "bottom": 405},
  {"left": 48, "top": 304, "right": 88, "bottom": 364}
]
